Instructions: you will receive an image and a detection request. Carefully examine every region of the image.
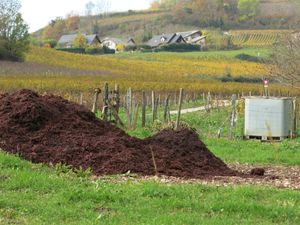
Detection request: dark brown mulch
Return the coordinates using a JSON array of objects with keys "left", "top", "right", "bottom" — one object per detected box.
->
[{"left": 0, "top": 89, "right": 238, "bottom": 178}]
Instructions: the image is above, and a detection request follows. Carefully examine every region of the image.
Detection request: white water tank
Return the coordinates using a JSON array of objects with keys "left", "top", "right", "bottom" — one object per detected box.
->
[{"left": 244, "top": 97, "right": 294, "bottom": 140}]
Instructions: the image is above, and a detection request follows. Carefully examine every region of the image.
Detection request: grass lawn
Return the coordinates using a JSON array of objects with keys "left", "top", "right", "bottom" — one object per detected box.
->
[{"left": 0, "top": 152, "right": 300, "bottom": 225}]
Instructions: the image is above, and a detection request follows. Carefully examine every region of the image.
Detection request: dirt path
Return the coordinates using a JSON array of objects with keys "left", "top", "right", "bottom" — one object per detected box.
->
[{"left": 170, "top": 100, "right": 230, "bottom": 115}]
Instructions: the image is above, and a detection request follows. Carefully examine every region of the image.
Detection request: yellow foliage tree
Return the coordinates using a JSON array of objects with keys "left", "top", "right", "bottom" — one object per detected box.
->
[
  {"left": 116, "top": 44, "right": 125, "bottom": 52},
  {"left": 73, "top": 33, "right": 87, "bottom": 48}
]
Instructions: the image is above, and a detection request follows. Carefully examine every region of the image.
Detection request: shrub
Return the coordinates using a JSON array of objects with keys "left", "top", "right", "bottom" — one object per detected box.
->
[
  {"left": 56, "top": 48, "right": 86, "bottom": 54},
  {"left": 43, "top": 39, "right": 57, "bottom": 48},
  {"left": 56, "top": 46, "right": 115, "bottom": 55},
  {"left": 85, "top": 47, "right": 99, "bottom": 55},
  {"left": 102, "top": 46, "right": 115, "bottom": 54},
  {"left": 235, "top": 53, "right": 264, "bottom": 63},
  {"left": 125, "top": 45, "right": 138, "bottom": 51},
  {"left": 219, "top": 74, "right": 262, "bottom": 83}
]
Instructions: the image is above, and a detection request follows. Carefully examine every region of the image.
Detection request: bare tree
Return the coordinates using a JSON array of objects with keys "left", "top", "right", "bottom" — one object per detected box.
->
[
  {"left": 85, "top": 1, "right": 95, "bottom": 16},
  {"left": 95, "top": 0, "right": 111, "bottom": 18},
  {"left": 270, "top": 31, "right": 300, "bottom": 89}
]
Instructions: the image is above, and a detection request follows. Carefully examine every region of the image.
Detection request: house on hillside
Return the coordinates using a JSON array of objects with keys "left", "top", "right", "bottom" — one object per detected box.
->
[
  {"left": 57, "top": 34, "right": 101, "bottom": 48},
  {"left": 177, "top": 30, "right": 206, "bottom": 45},
  {"left": 102, "top": 37, "right": 136, "bottom": 51},
  {"left": 147, "top": 33, "right": 186, "bottom": 48}
]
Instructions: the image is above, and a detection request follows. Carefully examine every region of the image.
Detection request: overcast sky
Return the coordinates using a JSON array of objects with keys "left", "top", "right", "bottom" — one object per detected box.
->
[{"left": 20, "top": 0, "right": 153, "bottom": 32}]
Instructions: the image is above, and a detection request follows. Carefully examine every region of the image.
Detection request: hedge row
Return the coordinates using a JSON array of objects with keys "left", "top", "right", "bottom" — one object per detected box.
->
[{"left": 56, "top": 46, "right": 115, "bottom": 55}]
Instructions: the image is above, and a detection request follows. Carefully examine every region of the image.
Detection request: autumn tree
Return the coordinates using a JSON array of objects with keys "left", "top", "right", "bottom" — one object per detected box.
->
[
  {"left": 270, "top": 32, "right": 300, "bottom": 89},
  {"left": 73, "top": 33, "right": 87, "bottom": 48},
  {"left": 0, "top": 0, "right": 29, "bottom": 61},
  {"left": 237, "top": 0, "right": 259, "bottom": 23},
  {"left": 65, "top": 12, "right": 80, "bottom": 31},
  {"left": 150, "top": 1, "right": 160, "bottom": 10},
  {"left": 42, "top": 17, "right": 66, "bottom": 41}
]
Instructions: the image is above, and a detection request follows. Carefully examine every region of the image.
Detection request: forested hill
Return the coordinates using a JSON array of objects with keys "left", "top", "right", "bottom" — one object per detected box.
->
[{"left": 34, "top": 0, "right": 299, "bottom": 43}]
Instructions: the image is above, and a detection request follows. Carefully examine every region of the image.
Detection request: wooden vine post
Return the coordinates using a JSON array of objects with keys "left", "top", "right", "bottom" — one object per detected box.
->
[
  {"left": 127, "top": 88, "right": 133, "bottom": 127},
  {"left": 92, "top": 88, "right": 101, "bottom": 114},
  {"left": 229, "top": 94, "right": 237, "bottom": 139},
  {"left": 114, "top": 84, "right": 120, "bottom": 113},
  {"left": 103, "top": 82, "right": 109, "bottom": 121},
  {"left": 163, "top": 95, "right": 170, "bottom": 123},
  {"left": 175, "top": 88, "right": 183, "bottom": 130},
  {"left": 142, "top": 91, "right": 146, "bottom": 127},
  {"left": 80, "top": 93, "right": 83, "bottom": 105},
  {"left": 152, "top": 91, "right": 156, "bottom": 122},
  {"left": 113, "top": 84, "right": 120, "bottom": 124}
]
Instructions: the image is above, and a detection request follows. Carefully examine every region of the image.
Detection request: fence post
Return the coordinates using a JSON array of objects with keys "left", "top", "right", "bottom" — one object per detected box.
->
[
  {"left": 80, "top": 93, "right": 83, "bottom": 105},
  {"left": 114, "top": 84, "right": 120, "bottom": 113},
  {"left": 164, "top": 95, "right": 170, "bottom": 123},
  {"left": 92, "top": 88, "right": 101, "bottom": 114},
  {"left": 142, "top": 91, "right": 146, "bottom": 127},
  {"left": 229, "top": 94, "right": 237, "bottom": 139},
  {"left": 152, "top": 91, "right": 156, "bottom": 122},
  {"left": 103, "top": 82, "right": 109, "bottom": 121},
  {"left": 127, "top": 88, "right": 132, "bottom": 127},
  {"left": 292, "top": 98, "right": 297, "bottom": 137},
  {"left": 206, "top": 92, "right": 211, "bottom": 112},
  {"left": 175, "top": 88, "right": 183, "bottom": 130}
]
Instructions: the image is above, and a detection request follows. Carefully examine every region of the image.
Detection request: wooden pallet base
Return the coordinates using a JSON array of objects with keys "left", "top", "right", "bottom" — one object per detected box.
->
[{"left": 244, "top": 135, "right": 288, "bottom": 142}]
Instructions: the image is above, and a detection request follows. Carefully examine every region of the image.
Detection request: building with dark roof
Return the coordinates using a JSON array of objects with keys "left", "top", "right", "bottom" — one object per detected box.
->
[
  {"left": 177, "top": 30, "right": 206, "bottom": 45},
  {"left": 102, "top": 37, "right": 136, "bottom": 51},
  {"left": 57, "top": 34, "right": 101, "bottom": 48},
  {"left": 147, "top": 33, "right": 186, "bottom": 48}
]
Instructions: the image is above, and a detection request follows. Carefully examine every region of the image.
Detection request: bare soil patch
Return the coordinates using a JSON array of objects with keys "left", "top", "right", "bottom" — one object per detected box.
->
[{"left": 108, "top": 164, "right": 299, "bottom": 190}]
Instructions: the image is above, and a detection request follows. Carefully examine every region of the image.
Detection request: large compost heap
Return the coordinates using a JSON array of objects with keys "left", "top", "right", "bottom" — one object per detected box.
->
[{"left": 0, "top": 90, "right": 237, "bottom": 178}]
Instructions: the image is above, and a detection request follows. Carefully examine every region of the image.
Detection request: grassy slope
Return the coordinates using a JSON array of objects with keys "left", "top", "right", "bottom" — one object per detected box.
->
[{"left": 1, "top": 152, "right": 300, "bottom": 225}]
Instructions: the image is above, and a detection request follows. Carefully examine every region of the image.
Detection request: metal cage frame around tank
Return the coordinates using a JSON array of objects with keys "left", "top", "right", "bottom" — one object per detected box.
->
[{"left": 244, "top": 96, "right": 296, "bottom": 141}]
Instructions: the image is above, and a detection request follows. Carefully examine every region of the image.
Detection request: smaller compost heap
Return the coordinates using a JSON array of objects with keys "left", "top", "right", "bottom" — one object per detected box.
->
[{"left": 0, "top": 90, "right": 237, "bottom": 178}]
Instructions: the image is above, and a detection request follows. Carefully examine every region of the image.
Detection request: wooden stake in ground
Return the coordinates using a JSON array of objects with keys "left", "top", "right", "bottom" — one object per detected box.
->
[
  {"left": 175, "top": 88, "right": 183, "bottom": 130},
  {"left": 103, "top": 82, "right": 109, "bottom": 121},
  {"left": 92, "top": 88, "right": 101, "bottom": 114},
  {"left": 80, "top": 93, "right": 83, "bottom": 105},
  {"left": 229, "top": 94, "right": 237, "bottom": 139},
  {"left": 142, "top": 91, "right": 146, "bottom": 127},
  {"left": 292, "top": 98, "right": 297, "bottom": 137},
  {"left": 114, "top": 84, "right": 120, "bottom": 113},
  {"left": 152, "top": 91, "right": 156, "bottom": 122},
  {"left": 126, "top": 88, "right": 133, "bottom": 127},
  {"left": 164, "top": 95, "right": 170, "bottom": 123}
]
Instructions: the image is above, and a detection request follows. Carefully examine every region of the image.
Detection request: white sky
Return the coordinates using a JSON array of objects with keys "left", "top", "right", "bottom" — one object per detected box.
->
[{"left": 20, "top": 0, "right": 153, "bottom": 32}]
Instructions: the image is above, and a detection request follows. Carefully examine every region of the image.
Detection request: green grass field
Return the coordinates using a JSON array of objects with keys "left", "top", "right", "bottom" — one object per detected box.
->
[{"left": 1, "top": 151, "right": 300, "bottom": 225}]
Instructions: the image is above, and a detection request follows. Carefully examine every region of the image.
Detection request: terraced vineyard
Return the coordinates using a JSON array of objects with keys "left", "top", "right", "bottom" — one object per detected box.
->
[{"left": 229, "top": 30, "right": 291, "bottom": 47}]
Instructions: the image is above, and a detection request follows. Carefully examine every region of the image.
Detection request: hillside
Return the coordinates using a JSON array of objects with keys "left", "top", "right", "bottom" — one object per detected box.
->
[
  {"left": 34, "top": 0, "right": 299, "bottom": 43},
  {"left": 1, "top": 46, "right": 298, "bottom": 96}
]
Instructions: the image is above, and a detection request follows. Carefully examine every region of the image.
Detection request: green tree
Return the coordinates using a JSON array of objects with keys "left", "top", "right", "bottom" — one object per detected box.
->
[
  {"left": 237, "top": 0, "right": 259, "bottom": 23},
  {"left": 0, "top": 0, "right": 29, "bottom": 61},
  {"left": 73, "top": 33, "right": 87, "bottom": 48}
]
